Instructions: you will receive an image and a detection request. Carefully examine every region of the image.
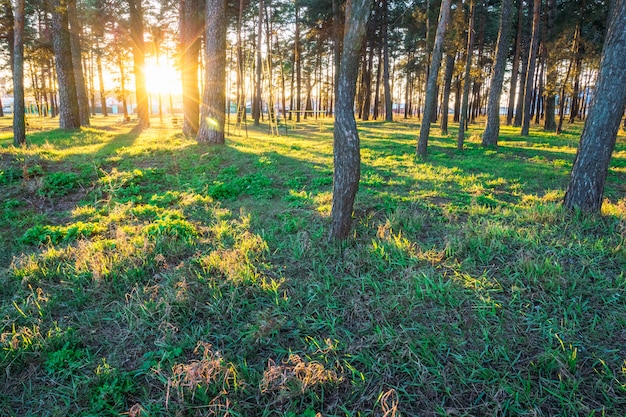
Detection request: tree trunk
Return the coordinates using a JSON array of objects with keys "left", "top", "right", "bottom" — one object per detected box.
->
[
  {"left": 457, "top": 0, "right": 475, "bottom": 151},
  {"left": 418, "top": 0, "right": 451, "bottom": 157},
  {"left": 197, "top": 0, "right": 226, "bottom": 144},
  {"left": 51, "top": 0, "right": 81, "bottom": 129},
  {"left": 382, "top": 0, "right": 393, "bottom": 121},
  {"left": 361, "top": 41, "right": 374, "bottom": 121},
  {"left": 67, "top": 0, "right": 90, "bottom": 126},
  {"left": 13, "top": 0, "right": 26, "bottom": 146},
  {"left": 180, "top": 0, "right": 202, "bottom": 135},
  {"left": 520, "top": 0, "right": 541, "bottom": 136},
  {"left": 129, "top": 0, "right": 150, "bottom": 128},
  {"left": 252, "top": 0, "right": 263, "bottom": 126},
  {"left": 117, "top": 52, "right": 129, "bottom": 119},
  {"left": 96, "top": 44, "right": 108, "bottom": 116},
  {"left": 440, "top": 53, "right": 454, "bottom": 135},
  {"left": 330, "top": 0, "right": 372, "bottom": 240},
  {"left": 373, "top": 46, "right": 382, "bottom": 120},
  {"left": 543, "top": 0, "right": 557, "bottom": 130},
  {"left": 563, "top": 0, "right": 626, "bottom": 212},
  {"left": 506, "top": 0, "right": 523, "bottom": 126},
  {"left": 295, "top": 4, "right": 302, "bottom": 122},
  {"left": 556, "top": 54, "right": 574, "bottom": 134},
  {"left": 482, "top": 0, "right": 514, "bottom": 147},
  {"left": 236, "top": 0, "right": 245, "bottom": 122}
]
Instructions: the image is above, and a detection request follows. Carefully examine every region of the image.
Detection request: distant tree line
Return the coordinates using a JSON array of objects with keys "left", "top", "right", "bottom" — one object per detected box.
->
[{"left": 2, "top": 0, "right": 625, "bottom": 237}]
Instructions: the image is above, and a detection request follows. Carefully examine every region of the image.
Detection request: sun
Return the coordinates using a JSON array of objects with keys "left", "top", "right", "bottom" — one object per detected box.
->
[{"left": 144, "top": 60, "right": 181, "bottom": 96}]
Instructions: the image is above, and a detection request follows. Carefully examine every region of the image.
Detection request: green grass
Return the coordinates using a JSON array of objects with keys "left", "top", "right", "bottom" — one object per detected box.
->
[{"left": 1, "top": 114, "right": 625, "bottom": 416}]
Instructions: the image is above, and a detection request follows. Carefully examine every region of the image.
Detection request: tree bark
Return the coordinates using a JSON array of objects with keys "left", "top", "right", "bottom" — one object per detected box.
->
[
  {"left": 13, "top": 0, "right": 26, "bottom": 146},
  {"left": 563, "top": 0, "right": 626, "bottom": 212},
  {"left": 520, "top": 0, "right": 541, "bottom": 136},
  {"left": 129, "top": 0, "right": 150, "bottom": 128},
  {"left": 180, "top": 0, "right": 202, "bottom": 135},
  {"left": 418, "top": 0, "right": 451, "bottom": 157},
  {"left": 51, "top": 0, "right": 81, "bottom": 129},
  {"left": 67, "top": 0, "right": 90, "bottom": 126},
  {"left": 482, "top": 0, "right": 514, "bottom": 147},
  {"left": 197, "top": 0, "right": 226, "bottom": 144},
  {"left": 457, "top": 0, "right": 475, "bottom": 151},
  {"left": 330, "top": 0, "right": 372, "bottom": 240}
]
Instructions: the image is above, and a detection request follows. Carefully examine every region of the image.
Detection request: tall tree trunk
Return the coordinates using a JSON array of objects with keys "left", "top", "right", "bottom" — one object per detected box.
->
[
  {"left": 88, "top": 52, "right": 96, "bottom": 115},
  {"left": 252, "top": 0, "right": 263, "bottom": 126},
  {"left": 520, "top": 0, "right": 540, "bottom": 136},
  {"left": 440, "top": 53, "right": 455, "bottom": 134},
  {"left": 330, "top": 0, "right": 372, "bottom": 240},
  {"left": 361, "top": 42, "right": 374, "bottom": 121},
  {"left": 180, "top": 0, "right": 202, "bottom": 135},
  {"left": 197, "top": 0, "right": 226, "bottom": 144},
  {"left": 457, "top": 0, "right": 475, "bottom": 151},
  {"left": 382, "top": 0, "right": 393, "bottom": 121},
  {"left": 373, "top": 46, "right": 382, "bottom": 120},
  {"left": 129, "top": 0, "right": 149, "bottom": 128},
  {"left": 67, "top": 0, "right": 90, "bottom": 126},
  {"left": 563, "top": 0, "right": 626, "bottom": 212},
  {"left": 295, "top": 3, "right": 302, "bottom": 122},
  {"left": 13, "top": 0, "right": 26, "bottom": 146},
  {"left": 556, "top": 53, "right": 574, "bottom": 134},
  {"left": 506, "top": 0, "right": 522, "bottom": 125},
  {"left": 543, "top": 0, "right": 557, "bottom": 130},
  {"left": 51, "top": 0, "right": 80, "bottom": 129},
  {"left": 534, "top": 55, "right": 544, "bottom": 124},
  {"left": 236, "top": 0, "right": 245, "bottom": 122},
  {"left": 418, "top": 0, "right": 451, "bottom": 157},
  {"left": 482, "top": 0, "right": 514, "bottom": 147},
  {"left": 569, "top": 55, "right": 582, "bottom": 123}
]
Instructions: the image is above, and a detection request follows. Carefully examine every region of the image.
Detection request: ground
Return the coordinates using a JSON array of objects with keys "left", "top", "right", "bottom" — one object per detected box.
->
[{"left": 0, "top": 115, "right": 625, "bottom": 416}]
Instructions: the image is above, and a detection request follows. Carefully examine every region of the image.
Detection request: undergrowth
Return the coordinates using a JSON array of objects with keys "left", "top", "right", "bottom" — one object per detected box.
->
[{"left": 0, "top": 116, "right": 625, "bottom": 416}]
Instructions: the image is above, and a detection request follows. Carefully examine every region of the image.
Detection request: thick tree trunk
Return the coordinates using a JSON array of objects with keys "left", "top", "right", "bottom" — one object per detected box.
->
[
  {"left": 180, "top": 0, "right": 202, "bottom": 135},
  {"left": 382, "top": 0, "right": 393, "bottom": 121},
  {"left": 482, "top": 0, "right": 514, "bottom": 147},
  {"left": 67, "top": 0, "right": 90, "bottom": 126},
  {"left": 330, "top": 0, "right": 372, "bottom": 240},
  {"left": 563, "top": 0, "right": 626, "bottom": 212},
  {"left": 13, "top": 0, "right": 26, "bottom": 146},
  {"left": 520, "top": 0, "right": 541, "bottom": 136},
  {"left": 51, "top": 0, "right": 80, "bottom": 129},
  {"left": 129, "top": 0, "right": 150, "bottom": 128},
  {"left": 440, "top": 53, "right": 454, "bottom": 134},
  {"left": 457, "top": 0, "right": 475, "bottom": 151},
  {"left": 418, "top": 0, "right": 451, "bottom": 157},
  {"left": 197, "top": 0, "right": 226, "bottom": 144}
]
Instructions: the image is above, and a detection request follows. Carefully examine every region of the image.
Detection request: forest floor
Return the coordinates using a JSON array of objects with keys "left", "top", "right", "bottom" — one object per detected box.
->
[{"left": 1, "top": 115, "right": 625, "bottom": 416}]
